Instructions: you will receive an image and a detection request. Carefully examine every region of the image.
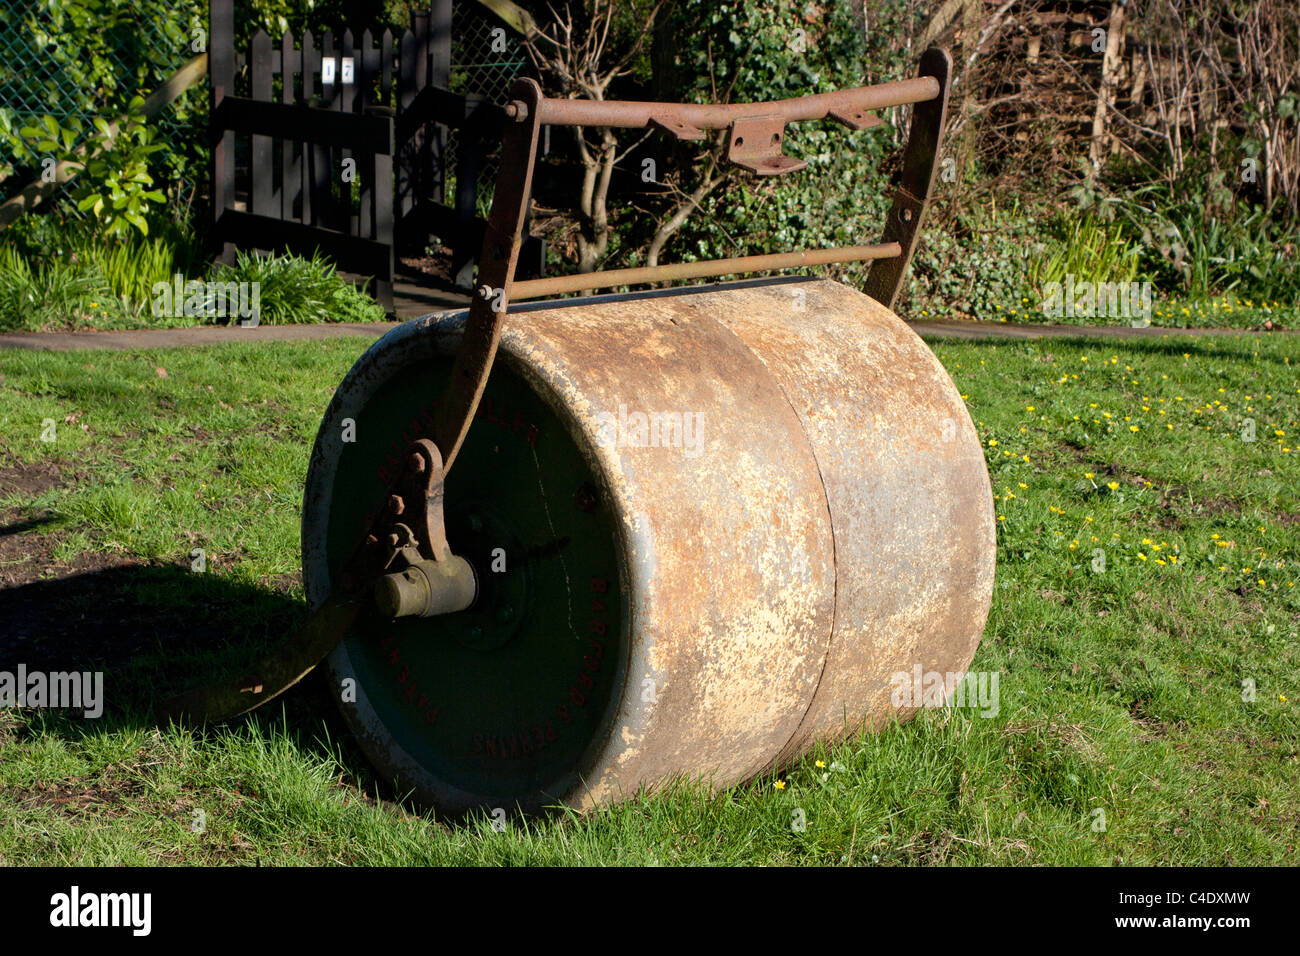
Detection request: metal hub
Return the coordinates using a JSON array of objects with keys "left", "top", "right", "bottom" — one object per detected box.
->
[{"left": 444, "top": 502, "right": 530, "bottom": 652}]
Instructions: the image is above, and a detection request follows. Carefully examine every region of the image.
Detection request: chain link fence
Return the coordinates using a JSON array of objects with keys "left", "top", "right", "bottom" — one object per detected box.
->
[
  {"left": 0, "top": 0, "right": 206, "bottom": 219},
  {"left": 0, "top": 0, "right": 525, "bottom": 229},
  {"left": 446, "top": 0, "right": 529, "bottom": 209}
]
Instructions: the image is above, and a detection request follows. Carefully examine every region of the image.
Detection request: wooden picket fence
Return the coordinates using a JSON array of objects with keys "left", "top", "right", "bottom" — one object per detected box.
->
[{"left": 207, "top": 0, "right": 539, "bottom": 311}]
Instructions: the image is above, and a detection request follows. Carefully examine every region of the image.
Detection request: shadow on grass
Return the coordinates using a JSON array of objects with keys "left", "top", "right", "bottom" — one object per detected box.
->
[
  {"left": 0, "top": 514, "right": 57, "bottom": 537},
  {"left": 0, "top": 562, "right": 393, "bottom": 797}
]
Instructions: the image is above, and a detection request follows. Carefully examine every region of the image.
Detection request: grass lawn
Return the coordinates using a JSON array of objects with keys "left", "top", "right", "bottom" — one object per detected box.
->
[
  {"left": 935, "top": 294, "right": 1297, "bottom": 331},
  {"left": 0, "top": 328, "right": 1296, "bottom": 865}
]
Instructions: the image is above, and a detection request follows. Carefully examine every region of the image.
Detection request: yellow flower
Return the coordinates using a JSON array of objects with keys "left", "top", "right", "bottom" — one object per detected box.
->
[
  {"left": 1138, "top": 553, "right": 1147, "bottom": 561},
  {"left": 773, "top": 780, "right": 786, "bottom": 790},
  {"left": 815, "top": 760, "right": 825, "bottom": 768},
  {"left": 1129, "top": 425, "right": 1139, "bottom": 432},
  {"left": 1107, "top": 481, "right": 1119, "bottom": 490},
  {"left": 1018, "top": 482, "right": 1027, "bottom": 489},
  {"left": 988, "top": 439, "right": 998, "bottom": 446},
  {"left": 1084, "top": 472, "right": 1095, "bottom": 479}
]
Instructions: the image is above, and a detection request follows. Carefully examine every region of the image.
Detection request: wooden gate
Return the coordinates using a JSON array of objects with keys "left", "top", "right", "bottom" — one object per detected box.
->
[{"left": 207, "top": 0, "right": 540, "bottom": 312}]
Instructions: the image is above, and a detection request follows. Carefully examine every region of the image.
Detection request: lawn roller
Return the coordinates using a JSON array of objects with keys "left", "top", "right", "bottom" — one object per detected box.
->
[{"left": 160, "top": 48, "right": 996, "bottom": 814}]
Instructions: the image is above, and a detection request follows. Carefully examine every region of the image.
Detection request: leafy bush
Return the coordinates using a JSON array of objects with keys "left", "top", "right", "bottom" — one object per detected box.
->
[
  {"left": 208, "top": 250, "right": 387, "bottom": 324},
  {"left": 0, "top": 242, "right": 126, "bottom": 332},
  {"left": 904, "top": 191, "right": 1044, "bottom": 320},
  {"left": 1027, "top": 214, "right": 1143, "bottom": 291},
  {"left": 1112, "top": 188, "right": 1300, "bottom": 303},
  {"left": 15, "top": 104, "right": 170, "bottom": 238},
  {"left": 72, "top": 233, "right": 194, "bottom": 318},
  {"left": 648, "top": 0, "right": 897, "bottom": 273},
  {"left": 0, "top": 228, "right": 384, "bottom": 330}
]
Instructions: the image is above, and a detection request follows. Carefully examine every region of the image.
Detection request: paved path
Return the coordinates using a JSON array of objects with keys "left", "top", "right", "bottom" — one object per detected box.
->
[
  {"left": 0, "top": 316, "right": 1287, "bottom": 352},
  {"left": 0, "top": 322, "right": 404, "bottom": 351}
]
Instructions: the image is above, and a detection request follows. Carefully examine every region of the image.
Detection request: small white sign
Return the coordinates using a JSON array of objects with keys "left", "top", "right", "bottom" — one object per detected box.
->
[
  {"left": 321, "top": 56, "right": 336, "bottom": 84},
  {"left": 341, "top": 56, "right": 355, "bottom": 84}
]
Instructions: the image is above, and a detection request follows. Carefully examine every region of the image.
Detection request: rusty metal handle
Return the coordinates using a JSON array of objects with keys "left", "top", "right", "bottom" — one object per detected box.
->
[
  {"left": 520, "top": 76, "right": 939, "bottom": 130},
  {"left": 433, "top": 50, "right": 953, "bottom": 474},
  {"left": 512, "top": 244, "right": 901, "bottom": 301}
]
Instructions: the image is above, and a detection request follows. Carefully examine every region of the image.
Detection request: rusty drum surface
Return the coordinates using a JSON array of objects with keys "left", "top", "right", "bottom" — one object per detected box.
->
[{"left": 301, "top": 276, "right": 995, "bottom": 814}]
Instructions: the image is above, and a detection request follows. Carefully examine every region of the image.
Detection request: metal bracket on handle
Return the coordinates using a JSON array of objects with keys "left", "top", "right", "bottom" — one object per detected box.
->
[{"left": 725, "top": 115, "right": 807, "bottom": 176}]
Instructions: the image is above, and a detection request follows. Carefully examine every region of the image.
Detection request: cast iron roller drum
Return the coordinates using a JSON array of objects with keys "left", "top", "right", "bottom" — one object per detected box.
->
[{"left": 301, "top": 277, "right": 995, "bottom": 814}]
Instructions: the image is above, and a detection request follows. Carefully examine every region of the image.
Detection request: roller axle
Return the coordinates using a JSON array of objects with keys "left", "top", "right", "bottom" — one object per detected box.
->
[{"left": 374, "top": 556, "right": 478, "bottom": 619}]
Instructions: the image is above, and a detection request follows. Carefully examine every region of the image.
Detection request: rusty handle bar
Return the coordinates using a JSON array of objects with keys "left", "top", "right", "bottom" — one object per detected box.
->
[
  {"left": 511, "top": 243, "right": 901, "bottom": 301},
  {"left": 511, "top": 76, "right": 940, "bottom": 129},
  {"left": 436, "top": 49, "right": 953, "bottom": 476}
]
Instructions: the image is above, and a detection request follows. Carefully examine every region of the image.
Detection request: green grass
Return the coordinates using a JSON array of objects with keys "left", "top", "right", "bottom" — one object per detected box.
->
[
  {"left": 970, "top": 294, "right": 1299, "bottom": 331},
  {"left": 0, "top": 332, "right": 1297, "bottom": 865}
]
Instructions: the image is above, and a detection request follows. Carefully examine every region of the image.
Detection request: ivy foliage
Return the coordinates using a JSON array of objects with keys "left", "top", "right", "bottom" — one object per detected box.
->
[{"left": 611, "top": 0, "right": 925, "bottom": 287}]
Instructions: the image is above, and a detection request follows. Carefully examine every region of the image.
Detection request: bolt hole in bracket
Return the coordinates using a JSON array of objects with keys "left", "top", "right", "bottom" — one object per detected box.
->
[{"left": 157, "top": 48, "right": 952, "bottom": 725}]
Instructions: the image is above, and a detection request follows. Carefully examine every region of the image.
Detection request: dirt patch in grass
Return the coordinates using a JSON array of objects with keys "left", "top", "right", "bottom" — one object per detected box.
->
[
  {"left": 1152, "top": 487, "right": 1242, "bottom": 530},
  {"left": 0, "top": 460, "right": 64, "bottom": 498},
  {"left": 0, "top": 538, "right": 172, "bottom": 673},
  {"left": 4, "top": 774, "right": 148, "bottom": 818},
  {"left": 0, "top": 508, "right": 134, "bottom": 589}
]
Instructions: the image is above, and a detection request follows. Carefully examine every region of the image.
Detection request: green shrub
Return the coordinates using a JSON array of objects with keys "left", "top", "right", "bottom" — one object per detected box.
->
[
  {"left": 0, "top": 242, "right": 126, "bottom": 332},
  {"left": 72, "top": 231, "right": 195, "bottom": 319},
  {"left": 1114, "top": 188, "right": 1300, "bottom": 303},
  {"left": 1027, "top": 214, "right": 1143, "bottom": 291},
  {"left": 208, "top": 250, "right": 387, "bottom": 324}
]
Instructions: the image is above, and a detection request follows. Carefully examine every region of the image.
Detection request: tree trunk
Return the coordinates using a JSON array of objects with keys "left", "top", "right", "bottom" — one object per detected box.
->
[{"left": 1089, "top": 1, "right": 1127, "bottom": 177}]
